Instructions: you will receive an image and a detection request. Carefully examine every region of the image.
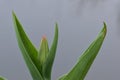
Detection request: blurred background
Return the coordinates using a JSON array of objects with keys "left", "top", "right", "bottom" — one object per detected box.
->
[{"left": 0, "top": 0, "right": 120, "bottom": 80}]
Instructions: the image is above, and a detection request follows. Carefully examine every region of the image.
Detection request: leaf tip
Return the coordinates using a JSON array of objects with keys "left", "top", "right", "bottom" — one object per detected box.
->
[
  {"left": 102, "top": 22, "right": 107, "bottom": 37},
  {"left": 99, "top": 22, "right": 107, "bottom": 39},
  {"left": 12, "top": 11, "right": 16, "bottom": 19},
  {"left": 55, "top": 22, "right": 58, "bottom": 31}
]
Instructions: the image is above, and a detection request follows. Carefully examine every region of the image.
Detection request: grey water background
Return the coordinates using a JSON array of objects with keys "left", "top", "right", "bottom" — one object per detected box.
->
[{"left": 0, "top": 0, "right": 120, "bottom": 80}]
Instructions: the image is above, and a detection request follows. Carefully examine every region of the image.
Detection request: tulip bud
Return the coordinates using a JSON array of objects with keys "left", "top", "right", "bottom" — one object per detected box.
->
[{"left": 38, "top": 35, "right": 49, "bottom": 66}]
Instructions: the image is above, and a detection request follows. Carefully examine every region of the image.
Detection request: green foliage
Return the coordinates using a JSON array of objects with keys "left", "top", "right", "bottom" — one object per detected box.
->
[
  {"left": 12, "top": 12, "right": 43, "bottom": 80},
  {"left": 59, "top": 23, "right": 106, "bottom": 80},
  {"left": 12, "top": 12, "right": 106, "bottom": 80},
  {"left": 12, "top": 12, "right": 58, "bottom": 80},
  {"left": 0, "top": 76, "right": 6, "bottom": 80}
]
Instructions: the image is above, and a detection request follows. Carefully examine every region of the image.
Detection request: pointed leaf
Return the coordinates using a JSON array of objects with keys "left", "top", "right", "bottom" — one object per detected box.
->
[
  {"left": 59, "top": 23, "right": 107, "bottom": 80},
  {"left": 43, "top": 23, "right": 58, "bottom": 80},
  {"left": 12, "top": 12, "right": 43, "bottom": 80}
]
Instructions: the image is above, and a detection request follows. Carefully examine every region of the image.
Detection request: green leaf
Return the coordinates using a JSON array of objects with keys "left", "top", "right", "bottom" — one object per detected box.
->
[
  {"left": 58, "top": 74, "right": 67, "bottom": 80},
  {"left": 43, "top": 23, "right": 58, "bottom": 80},
  {"left": 0, "top": 77, "right": 6, "bottom": 80},
  {"left": 59, "top": 23, "right": 107, "bottom": 80},
  {"left": 12, "top": 12, "right": 43, "bottom": 80}
]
